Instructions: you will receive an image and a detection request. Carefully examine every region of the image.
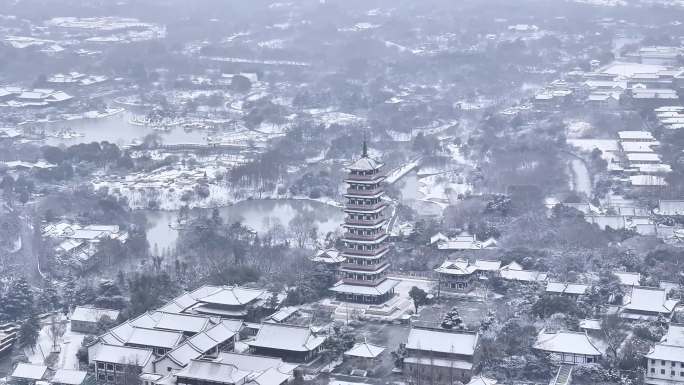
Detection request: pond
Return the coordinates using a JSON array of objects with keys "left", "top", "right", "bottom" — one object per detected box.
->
[
  {"left": 39, "top": 111, "right": 209, "bottom": 147},
  {"left": 144, "top": 199, "right": 345, "bottom": 251},
  {"left": 395, "top": 171, "right": 444, "bottom": 217}
]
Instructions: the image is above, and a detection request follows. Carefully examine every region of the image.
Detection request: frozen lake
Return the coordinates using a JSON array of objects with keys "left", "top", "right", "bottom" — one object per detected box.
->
[
  {"left": 37, "top": 111, "right": 209, "bottom": 147},
  {"left": 395, "top": 171, "right": 446, "bottom": 216},
  {"left": 144, "top": 199, "right": 345, "bottom": 251}
]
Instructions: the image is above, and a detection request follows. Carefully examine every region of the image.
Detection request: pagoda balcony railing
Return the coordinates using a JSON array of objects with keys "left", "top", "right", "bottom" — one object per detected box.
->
[
  {"left": 342, "top": 232, "right": 387, "bottom": 241},
  {"left": 345, "top": 188, "right": 383, "bottom": 196},
  {"left": 342, "top": 246, "right": 389, "bottom": 256},
  {"left": 344, "top": 217, "right": 386, "bottom": 226},
  {"left": 341, "top": 262, "right": 388, "bottom": 272},
  {"left": 345, "top": 202, "right": 387, "bottom": 211},
  {"left": 346, "top": 173, "right": 386, "bottom": 181},
  {"left": 342, "top": 278, "right": 385, "bottom": 286}
]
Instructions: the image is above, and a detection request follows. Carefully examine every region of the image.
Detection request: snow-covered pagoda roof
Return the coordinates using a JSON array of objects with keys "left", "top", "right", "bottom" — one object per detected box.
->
[{"left": 348, "top": 156, "right": 383, "bottom": 171}]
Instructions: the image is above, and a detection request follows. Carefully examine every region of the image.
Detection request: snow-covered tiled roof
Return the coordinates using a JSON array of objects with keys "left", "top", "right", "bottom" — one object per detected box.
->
[
  {"left": 329, "top": 278, "right": 399, "bottom": 296},
  {"left": 11, "top": 363, "right": 48, "bottom": 380},
  {"left": 175, "top": 359, "right": 250, "bottom": 384},
  {"left": 247, "top": 367, "right": 291, "bottom": 385},
  {"left": 545, "top": 282, "right": 589, "bottom": 295},
  {"left": 159, "top": 320, "right": 242, "bottom": 367},
  {"left": 344, "top": 342, "right": 385, "bottom": 358},
  {"left": 646, "top": 344, "right": 684, "bottom": 362},
  {"left": 618, "top": 130, "right": 654, "bottom": 141},
  {"left": 435, "top": 259, "right": 477, "bottom": 276},
  {"left": 199, "top": 286, "right": 265, "bottom": 306},
  {"left": 500, "top": 269, "right": 547, "bottom": 282},
  {"left": 626, "top": 152, "right": 661, "bottom": 163},
  {"left": 268, "top": 307, "right": 299, "bottom": 323},
  {"left": 154, "top": 312, "right": 212, "bottom": 334},
  {"left": 165, "top": 342, "right": 202, "bottom": 366},
  {"left": 663, "top": 324, "right": 684, "bottom": 346},
  {"left": 500, "top": 261, "right": 523, "bottom": 271},
  {"left": 186, "top": 331, "right": 217, "bottom": 352},
  {"left": 217, "top": 352, "right": 296, "bottom": 374},
  {"left": 72, "top": 306, "right": 120, "bottom": 323},
  {"left": 348, "top": 156, "right": 383, "bottom": 171},
  {"left": 613, "top": 271, "right": 640, "bottom": 286},
  {"left": 622, "top": 286, "right": 678, "bottom": 314},
  {"left": 474, "top": 260, "right": 501, "bottom": 271},
  {"left": 311, "top": 248, "right": 345, "bottom": 264},
  {"left": 126, "top": 327, "right": 184, "bottom": 349},
  {"left": 248, "top": 323, "right": 326, "bottom": 352},
  {"left": 406, "top": 327, "right": 478, "bottom": 356},
  {"left": 52, "top": 369, "right": 87, "bottom": 385},
  {"left": 533, "top": 331, "right": 602, "bottom": 356},
  {"left": 579, "top": 319, "right": 602, "bottom": 331}
]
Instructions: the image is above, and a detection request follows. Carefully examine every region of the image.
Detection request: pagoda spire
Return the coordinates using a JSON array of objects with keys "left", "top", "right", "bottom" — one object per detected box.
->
[{"left": 362, "top": 140, "right": 368, "bottom": 158}]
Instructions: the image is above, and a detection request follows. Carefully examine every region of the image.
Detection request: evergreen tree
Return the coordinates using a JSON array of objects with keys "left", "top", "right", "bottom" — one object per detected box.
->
[
  {"left": 409, "top": 286, "right": 428, "bottom": 313},
  {"left": 3, "top": 277, "right": 34, "bottom": 321},
  {"left": 94, "top": 280, "right": 126, "bottom": 310},
  {"left": 17, "top": 313, "right": 40, "bottom": 352},
  {"left": 62, "top": 274, "right": 77, "bottom": 310},
  {"left": 38, "top": 280, "right": 60, "bottom": 312},
  {"left": 127, "top": 272, "right": 179, "bottom": 316},
  {"left": 75, "top": 281, "right": 96, "bottom": 306}
]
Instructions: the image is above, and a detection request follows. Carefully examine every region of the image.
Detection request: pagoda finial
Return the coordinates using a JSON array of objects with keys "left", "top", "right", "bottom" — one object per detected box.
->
[{"left": 362, "top": 140, "right": 368, "bottom": 158}]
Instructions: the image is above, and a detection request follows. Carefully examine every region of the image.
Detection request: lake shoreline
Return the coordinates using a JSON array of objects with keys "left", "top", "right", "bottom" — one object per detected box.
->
[{"left": 143, "top": 198, "right": 345, "bottom": 251}]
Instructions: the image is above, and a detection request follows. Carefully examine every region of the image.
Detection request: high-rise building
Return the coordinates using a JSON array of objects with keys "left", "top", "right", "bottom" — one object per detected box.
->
[{"left": 330, "top": 143, "right": 398, "bottom": 304}]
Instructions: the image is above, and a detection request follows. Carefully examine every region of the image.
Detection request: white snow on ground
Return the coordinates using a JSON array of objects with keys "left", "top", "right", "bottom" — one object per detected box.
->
[
  {"left": 390, "top": 276, "right": 435, "bottom": 298},
  {"left": 59, "top": 323, "right": 85, "bottom": 370},
  {"left": 418, "top": 174, "right": 472, "bottom": 207},
  {"left": 25, "top": 322, "right": 54, "bottom": 364},
  {"left": 25, "top": 314, "right": 89, "bottom": 370}
]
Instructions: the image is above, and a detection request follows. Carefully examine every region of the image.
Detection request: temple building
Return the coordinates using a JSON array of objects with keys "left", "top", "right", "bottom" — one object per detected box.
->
[{"left": 330, "top": 143, "right": 399, "bottom": 304}]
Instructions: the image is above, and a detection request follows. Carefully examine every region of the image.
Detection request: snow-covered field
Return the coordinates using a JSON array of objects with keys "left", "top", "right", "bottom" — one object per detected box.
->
[{"left": 25, "top": 314, "right": 86, "bottom": 370}]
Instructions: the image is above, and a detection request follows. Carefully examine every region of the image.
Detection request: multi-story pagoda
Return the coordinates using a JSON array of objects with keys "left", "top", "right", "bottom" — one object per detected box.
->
[{"left": 330, "top": 143, "right": 398, "bottom": 304}]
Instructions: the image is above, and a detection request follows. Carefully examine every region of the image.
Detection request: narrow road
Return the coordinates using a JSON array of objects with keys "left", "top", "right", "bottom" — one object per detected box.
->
[
  {"left": 562, "top": 151, "right": 593, "bottom": 198},
  {"left": 569, "top": 158, "right": 592, "bottom": 197}
]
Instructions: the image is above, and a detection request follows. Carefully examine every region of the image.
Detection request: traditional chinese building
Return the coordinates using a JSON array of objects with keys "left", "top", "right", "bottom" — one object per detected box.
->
[{"left": 330, "top": 143, "right": 399, "bottom": 304}]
